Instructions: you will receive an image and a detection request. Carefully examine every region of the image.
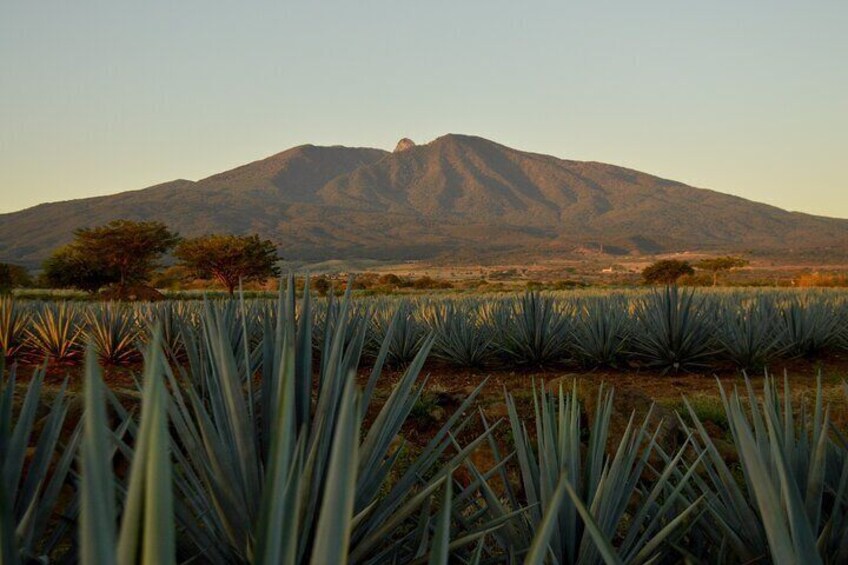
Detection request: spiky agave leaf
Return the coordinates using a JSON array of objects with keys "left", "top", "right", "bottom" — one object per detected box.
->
[
  {"left": 420, "top": 300, "right": 494, "bottom": 368},
  {"left": 85, "top": 302, "right": 141, "bottom": 365},
  {"left": 80, "top": 346, "right": 117, "bottom": 564},
  {"left": 505, "top": 381, "right": 701, "bottom": 563},
  {"left": 116, "top": 329, "right": 176, "bottom": 565},
  {"left": 165, "top": 276, "right": 497, "bottom": 564},
  {"left": 632, "top": 286, "right": 716, "bottom": 373},
  {"left": 682, "top": 373, "right": 848, "bottom": 563},
  {"left": 0, "top": 358, "right": 77, "bottom": 562},
  {"left": 0, "top": 297, "right": 30, "bottom": 361},
  {"left": 714, "top": 295, "right": 785, "bottom": 370},
  {"left": 79, "top": 332, "right": 178, "bottom": 565},
  {"left": 427, "top": 478, "right": 452, "bottom": 565},
  {"left": 140, "top": 300, "right": 198, "bottom": 361},
  {"left": 369, "top": 300, "right": 427, "bottom": 367},
  {"left": 24, "top": 302, "right": 83, "bottom": 365},
  {"left": 569, "top": 295, "right": 632, "bottom": 368},
  {"left": 306, "top": 380, "right": 360, "bottom": 565},
  {"left": 492, "top": 292, "right": 571, "bottom": 365},
  {"left": 779, "top": 296, "right": 842, "bottom": 357},
  {"left": 722, "top": 379, "right": 821, "bottom": 563}
]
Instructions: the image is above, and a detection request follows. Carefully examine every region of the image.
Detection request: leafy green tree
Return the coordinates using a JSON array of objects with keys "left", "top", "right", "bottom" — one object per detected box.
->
[
  {"left": 696, "top": 256, "right": 749, "bottom": 286},
  {"left": 72, "top": 220, "right": 179, "bottom": 288},
  {"left": 0, "top": 263, "right": 31, "bottom": 294},
  {"left": 642, "top": 259, "right": 694, "bottom": 285},
  {"left": 174, "top": 234, "right": 280, "bottom": 295},
  {"left": 40, "top": 246, "right": 119, "bottom": 294}
]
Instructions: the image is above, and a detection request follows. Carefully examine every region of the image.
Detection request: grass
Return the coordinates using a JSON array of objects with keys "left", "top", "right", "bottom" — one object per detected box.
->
[{"left": 664, "top": 394, "right": 729, "bottom": 432}]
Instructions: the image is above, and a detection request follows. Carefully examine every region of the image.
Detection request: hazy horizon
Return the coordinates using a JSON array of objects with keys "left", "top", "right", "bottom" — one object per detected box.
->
[{"left": 2, "top": 1, "right": 846, "bottom": 217}]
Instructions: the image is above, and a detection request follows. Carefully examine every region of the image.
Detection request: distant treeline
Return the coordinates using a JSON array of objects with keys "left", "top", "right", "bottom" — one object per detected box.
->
[{"left": 2, "top": 220, "right": 848, "bottom": 297}]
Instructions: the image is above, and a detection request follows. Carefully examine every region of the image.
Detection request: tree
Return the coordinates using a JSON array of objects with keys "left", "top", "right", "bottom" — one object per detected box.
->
[
  {"left": 0, "top": 263, "right": 32, "bottom": 294},
  {"left": 642, "top": 259, "right": 694, "bottom": 285},
  {"left": 174, "top": 234, "right": 280, "bottom": 295},
  {"left": 696, "top": 256, "right": 749, "bottom": 286},
  {"left": 41, "top": 246, "right": 120, "bottom": 294},
  {"left": 72, "top": 220, "right": 179, "bottom": 288},
  {"left": 313, "top": 276, "right": 331, "bottom": 296}
]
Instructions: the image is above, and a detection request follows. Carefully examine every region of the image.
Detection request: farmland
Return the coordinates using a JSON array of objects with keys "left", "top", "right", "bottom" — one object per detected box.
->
[
  {"left": 3, "top": 282, "right": 848, "bottom": 563},
  {"left": 4, "top": 286, "right": 848, "bottom": 372}
]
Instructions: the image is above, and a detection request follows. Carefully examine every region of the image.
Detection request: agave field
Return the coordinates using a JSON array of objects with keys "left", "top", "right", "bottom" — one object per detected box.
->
[
  {"left": 3, "top": 286, "right": 848, "bottom": 372},
  {"left": 1, "top": 281, "right": 848, "bottom": 563}
]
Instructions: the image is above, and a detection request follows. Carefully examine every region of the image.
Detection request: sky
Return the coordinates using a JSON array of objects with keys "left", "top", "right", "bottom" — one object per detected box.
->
[{"left": 1, "top": 1, "right": 846, "bottom": 217}]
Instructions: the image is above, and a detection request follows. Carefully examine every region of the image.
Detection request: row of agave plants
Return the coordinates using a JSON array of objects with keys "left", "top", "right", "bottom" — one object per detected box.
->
[
  {"left": 2, "top": 277, "right": 848, "bottom": 563},
  {"left": 3, "top": 286, "right": 848, "bottom": 373}
]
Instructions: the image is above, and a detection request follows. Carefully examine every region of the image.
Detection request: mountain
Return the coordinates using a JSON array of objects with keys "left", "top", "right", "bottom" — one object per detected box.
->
[{"left": 2, "top": 134, "right": 847, "bottom": 267}]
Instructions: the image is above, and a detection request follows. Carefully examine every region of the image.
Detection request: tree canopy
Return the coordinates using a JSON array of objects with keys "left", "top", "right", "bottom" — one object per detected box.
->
[
  {"left": 0, "top": 263, "right": 31, "bottom": 294},
  {"left": 42, "top": 220, "right": 179, "bottom": 294},
  {"left": 73, "top": 220, "right": 179, "bottom": 287},
  {"left": 174, "top": 234, "right": 280, "bottom": 295},
  {"left": 696, "top": 256, "right": 749, "bottom": 285},
  {"left": 41, "top": 245, "right": 120, "bottom": 294},
  {"left": 642, "top": 259, "right": 694, "bottom": 285}
]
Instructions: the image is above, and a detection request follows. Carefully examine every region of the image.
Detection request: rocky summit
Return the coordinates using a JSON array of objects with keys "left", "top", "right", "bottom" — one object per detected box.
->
[{"left": 393, "top": 138, "right": 416, "bottom": 152}]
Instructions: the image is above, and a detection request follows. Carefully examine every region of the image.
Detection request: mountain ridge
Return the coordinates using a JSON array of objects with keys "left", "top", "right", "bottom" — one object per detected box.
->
[{"left": 2, "top": 134, "right": 847, "bottom": 267}]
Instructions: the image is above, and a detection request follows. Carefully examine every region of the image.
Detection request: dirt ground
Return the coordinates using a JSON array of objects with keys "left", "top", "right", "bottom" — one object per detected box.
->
[
  {"left": 8, "top": 351, "right": 847, "bottom": 542},
  {"left": 7, "top": 351, "right": 847, "bottom": 503},
  {"left": 12, "top": 353, "right": 848, "bottom": 468}
]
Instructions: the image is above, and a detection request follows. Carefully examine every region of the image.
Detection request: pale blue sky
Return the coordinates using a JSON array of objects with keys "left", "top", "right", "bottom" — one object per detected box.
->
[{"left": 1, "top": 1, "right": 846, "bottom": 216}]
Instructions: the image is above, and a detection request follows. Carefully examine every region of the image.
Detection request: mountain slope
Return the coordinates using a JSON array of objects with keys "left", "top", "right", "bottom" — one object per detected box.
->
[
  {"left": 0, "top": 145, "right": 388, "bottom": 264},
  {"left": 1, "top": 134, "right": 846, "bottom": 266}
]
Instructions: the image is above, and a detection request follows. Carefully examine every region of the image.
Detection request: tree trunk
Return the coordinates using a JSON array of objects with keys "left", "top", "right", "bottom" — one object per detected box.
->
[{"left": 213, "top": 271, "right": 236, "bottom": 296}]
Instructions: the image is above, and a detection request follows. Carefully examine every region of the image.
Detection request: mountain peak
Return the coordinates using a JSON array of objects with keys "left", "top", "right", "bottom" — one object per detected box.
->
[
  {"left": 1, "top": 133, "right": 846, "bottom": 267},
  {"left": 427, "top": 133, "right": 507, "bottom": 152},
  {"left": 394, "top": 138, "right": 416, "bottom": 152}
]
